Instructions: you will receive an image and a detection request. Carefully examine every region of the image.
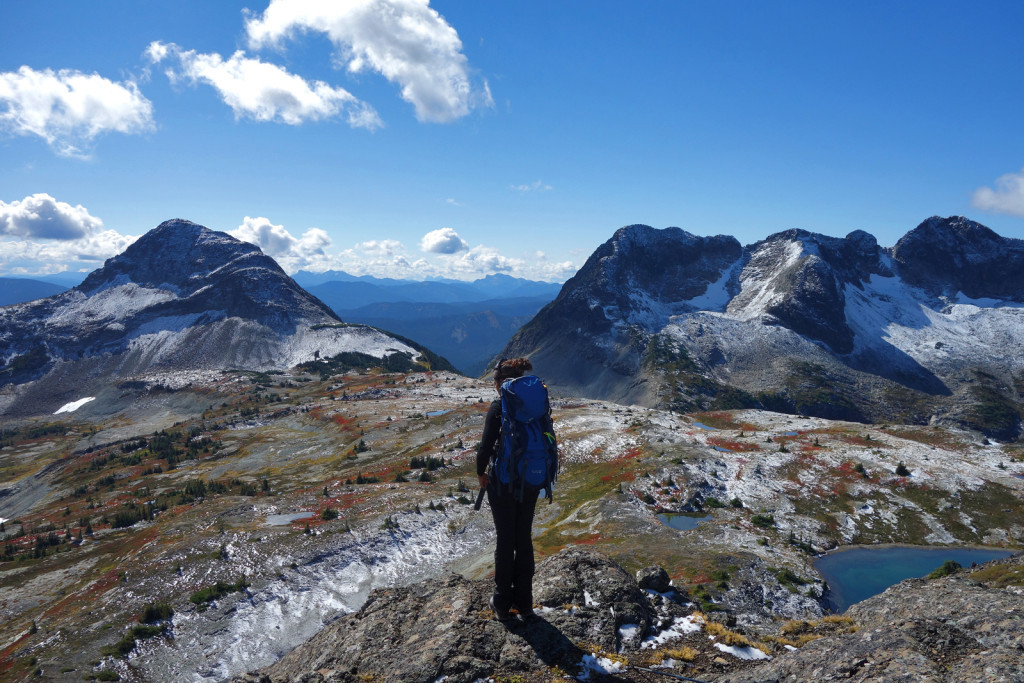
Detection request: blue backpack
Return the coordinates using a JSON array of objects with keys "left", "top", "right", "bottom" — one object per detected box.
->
[{"left": 494, "top": 375, "right": 558, "bottom": 501}]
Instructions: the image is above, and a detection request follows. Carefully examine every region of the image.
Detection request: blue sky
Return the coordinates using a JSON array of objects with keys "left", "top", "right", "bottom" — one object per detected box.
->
[{"left": 2, "top": 1, "right": 1023, "bottom": 282}]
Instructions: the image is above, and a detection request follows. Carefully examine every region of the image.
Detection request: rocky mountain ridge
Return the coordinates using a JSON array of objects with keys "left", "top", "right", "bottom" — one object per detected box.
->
[
  {"left": 0, "top": 219, "right": 447, "bottom": 417},
  {"left": 501, "top": 216, "right": 1024, "bottom": 439}
]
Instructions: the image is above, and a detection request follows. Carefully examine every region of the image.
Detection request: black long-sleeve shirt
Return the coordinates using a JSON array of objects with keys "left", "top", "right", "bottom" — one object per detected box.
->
[{"left": 476, "top": 399, "right": 501, "bottom": 476}]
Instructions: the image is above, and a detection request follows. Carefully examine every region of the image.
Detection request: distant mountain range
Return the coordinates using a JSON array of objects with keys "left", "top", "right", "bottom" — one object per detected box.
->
[
  {"left": 334, "top": 297, "right": 551, "bottom": 376},
  {"left": 0, "top": 277, "right": 69, "bottom": 307},
  {"left": 292, "top": 272, "right": 562, "bottom": 375},
  {"left": 0, "top": 220, "right": 452, "bottom": 417},
  {"left": 500, "top": 216, "right": 1024, "bottom": 439},
  {"left": 295, "top": 271, "right": 561, "bottom": 308}
]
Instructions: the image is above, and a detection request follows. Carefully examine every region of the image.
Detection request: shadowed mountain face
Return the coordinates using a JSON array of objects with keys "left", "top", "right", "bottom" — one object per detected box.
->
[
  {"left": 892, "top": 215, "right": 1024, "bottom": 301},
  {"left": 500, "top": 216, "right": 1024, "bottom": 439},
  {"left": 0, "top": 219, "right": 448, "bottom": 416}
]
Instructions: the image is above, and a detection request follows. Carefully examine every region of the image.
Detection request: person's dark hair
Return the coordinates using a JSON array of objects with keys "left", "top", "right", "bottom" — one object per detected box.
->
[{"left": 494, "top": 357, "right": 532, "bottom": 384}]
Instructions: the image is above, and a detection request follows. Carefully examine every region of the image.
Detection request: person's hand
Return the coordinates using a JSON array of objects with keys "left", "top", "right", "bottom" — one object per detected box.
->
[{"left": 477, "top": 473, "right": 488, "bottom": 490}]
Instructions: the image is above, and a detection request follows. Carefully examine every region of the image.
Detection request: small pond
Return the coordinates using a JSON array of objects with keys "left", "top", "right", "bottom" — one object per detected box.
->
[
  {"left": 264, "top": 512, "right": 315, "bottom": 526},
  {"left": 657, "top": 513, "right": 712, "bottom": 531},
  {"left": 425, "top": 409, "right": 451, "bottom": 417},
  {"left": 691, "top": 422, "right": 718, "bottom": 431},
  {"left": 815, "top": 545, "right": 1014, "bottom": 613}
]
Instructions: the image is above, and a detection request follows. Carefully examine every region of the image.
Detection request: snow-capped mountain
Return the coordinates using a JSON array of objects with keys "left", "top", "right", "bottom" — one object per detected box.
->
[
  {"left": 0, "top": 219, "right": 446, "bottom": 415},
  {"left": 502, "top": 216, "right": 1024, "bottom": 438}
]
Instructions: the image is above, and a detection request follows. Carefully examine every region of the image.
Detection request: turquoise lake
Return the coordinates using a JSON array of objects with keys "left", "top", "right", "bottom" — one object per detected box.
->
[{"left": 815, "top": 546, "right": 1014, "bottom": 613}]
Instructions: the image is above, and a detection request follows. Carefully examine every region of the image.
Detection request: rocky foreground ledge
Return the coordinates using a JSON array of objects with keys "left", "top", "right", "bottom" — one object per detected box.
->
[{"left": 234, "top": 548, "right": 1024, "bottom": 682}]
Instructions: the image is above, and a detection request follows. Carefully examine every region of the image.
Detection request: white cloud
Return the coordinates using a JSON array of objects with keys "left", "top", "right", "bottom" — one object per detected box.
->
[
  {"left": 148, "top": 41, "right": 381, "bottom": 128},
  {"left": 419, "top": 226, "right": 468, "bottom": 254},
  {"left": 973, "top": 167, "right": 1024, "bottom": 217},
  {"left": 231, "top": 216, "right": 332, "bottom": 271},
  {"left": 0, "top": 66, "right": 154, "bottom": 157},
  {"left": 357, "top": 239, "right": 405, "bottom": 257},
  {"left": 245, "top": 0, "right": 490, "bottom": 123},
  {"left": 0, "top": 194, "right": 139, "bottom": 276},
  {"left": 445, "top": 198, "right": 462, "bottom": 206},
  {"left": 0, "top": 193, "right": 104, "bottom": 240},
  {"left": 449, "top": 245, "right": 517, "bottom": 274},
  {"left": 511, "top": 180, "right": 552, "bottom": 192}
]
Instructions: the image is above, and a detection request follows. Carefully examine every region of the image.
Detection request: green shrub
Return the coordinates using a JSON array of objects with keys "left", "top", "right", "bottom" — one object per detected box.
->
[
  {"left": 927, "top": 560, "right": 962, "bottom": 579},
  {"left": 751, "top": 514, "right": 775, "bottom": 529},
  {"left": 321, "top": 507, "right": 338, "bottom": 521},
  {"left": 189, "top": 577, "right": 250, "bottom": 606},
  {"left": 100, "top": 634, "right": 137, "bottom": 658},
  {"left": 775, "top": 567, "right": 807, "bottom": 586},
  {"left": 704, "top": 497, "right": 725, "bottom": 508},
  {"left": 139, "top": 602, "right": 173, "bottom": 624},
  {"left": 131, "top": 624, "right": 164, "bottom": 639}
]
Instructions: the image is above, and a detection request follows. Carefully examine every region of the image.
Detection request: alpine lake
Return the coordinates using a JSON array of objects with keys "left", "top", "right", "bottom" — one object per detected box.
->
[{"left": 815, "top": 545, "right": 1015, "bottom": 612}]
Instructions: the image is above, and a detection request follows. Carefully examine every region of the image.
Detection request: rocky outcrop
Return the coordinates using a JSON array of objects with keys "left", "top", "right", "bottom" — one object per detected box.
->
[
  {"left": 233, "top": 547, "right": 688, "bottom": 683},
  {"left": 234, "top": 547, "right": 1024, "bottom": 683},
  {"left": 717, "top": 552, "right": 1024, "bottom": 683}
]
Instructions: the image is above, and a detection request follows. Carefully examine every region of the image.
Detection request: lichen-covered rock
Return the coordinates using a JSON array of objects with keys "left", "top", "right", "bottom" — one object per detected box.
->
[{"left": 636, "top": 565, "right": 672, "bottom": 593}]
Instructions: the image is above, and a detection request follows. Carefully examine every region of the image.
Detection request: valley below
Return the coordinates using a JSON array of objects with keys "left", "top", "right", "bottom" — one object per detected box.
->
[{"left": 1, "top": 368, "right": 1022, "bottom": 681}]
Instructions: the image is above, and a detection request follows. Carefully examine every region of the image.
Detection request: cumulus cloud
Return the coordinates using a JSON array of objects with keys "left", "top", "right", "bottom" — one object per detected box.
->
[
  {"left": 148, "top": 41, "right": 381, "bottom": 128},
  {"left": 357, "top": 239, "right": 405, "bottom": 257},
  {"left": 0, "top": 193, "right": 104, "bottom": 240},
  {"left": 419, "top": 226, "right": 468, "bottom": 254},
  {"left": 231, "top": 216, "right": 333, "bottom": 271},
  {"left": 0, "top": 66, "right": 154, "bottom": 157},
  {"left": 973, "top": 167, "right": 1024, "bottom": 217},
  {"left": 511, "top": 180, "right": 552, "bottom": 192},
  {"left": 0, "top": 194, "right": 139, "bottom": 276},
  {"left": 328, "top": 236, "right": 575, "bottom": 281},
  {"left": 245, "top": 0, "right": 491, "bottom": 123}
]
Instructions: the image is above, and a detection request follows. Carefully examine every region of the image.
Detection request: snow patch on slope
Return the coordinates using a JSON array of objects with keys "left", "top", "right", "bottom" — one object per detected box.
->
[
  {"left": 729, "top": 239, "right": 804, "bottom": 321},
  {"left": 844, "top": 274, "right": 1024, "bottom": 372}
]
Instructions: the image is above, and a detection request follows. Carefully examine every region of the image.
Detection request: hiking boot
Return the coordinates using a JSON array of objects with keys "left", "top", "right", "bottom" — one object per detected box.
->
[{"left": 489, "top": 595, "right": 512, "bottom": 622}]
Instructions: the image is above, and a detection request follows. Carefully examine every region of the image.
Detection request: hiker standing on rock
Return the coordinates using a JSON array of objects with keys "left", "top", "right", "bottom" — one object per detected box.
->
[{"left": 477, "top": 357, "right": 558, "bottom": 622}]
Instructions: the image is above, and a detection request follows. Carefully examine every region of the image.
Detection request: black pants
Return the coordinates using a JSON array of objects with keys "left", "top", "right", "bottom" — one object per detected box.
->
[{"left": 487, "top": 485, "right": 539, "bottom": 611}]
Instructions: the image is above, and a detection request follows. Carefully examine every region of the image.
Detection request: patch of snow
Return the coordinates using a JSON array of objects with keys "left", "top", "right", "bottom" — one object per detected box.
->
[
  {"left": 584, "top": 590, "right": 598, "bottom": 607},
  {"left": 54, "top": 397, "right": 95, "bottom": 414},
  {"left": 617, "top": 623, "right": 640, "bottom": 651},
  {"left": 687, "top": 257, "right": 742, "bottom": 312},
  {"left": 642, "top": 615, "right": 701, "bottom": 648},
  {"left": 729, "top": 239, "right": 805, "bottom": 320},
  {"left": 577, "top": 653, "right": 625, "bottom": 680},
  {"left": 713, "top": 642, "right": 771, "bottom": 660}
]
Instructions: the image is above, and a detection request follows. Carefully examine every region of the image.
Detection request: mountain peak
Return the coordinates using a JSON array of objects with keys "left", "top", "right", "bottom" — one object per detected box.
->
[
  {"left": 893, "top": 215, "right": 1024, "bottom": 300},
  {"left": 79, "top": 219, "right": 272, "bottom": 294}
]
